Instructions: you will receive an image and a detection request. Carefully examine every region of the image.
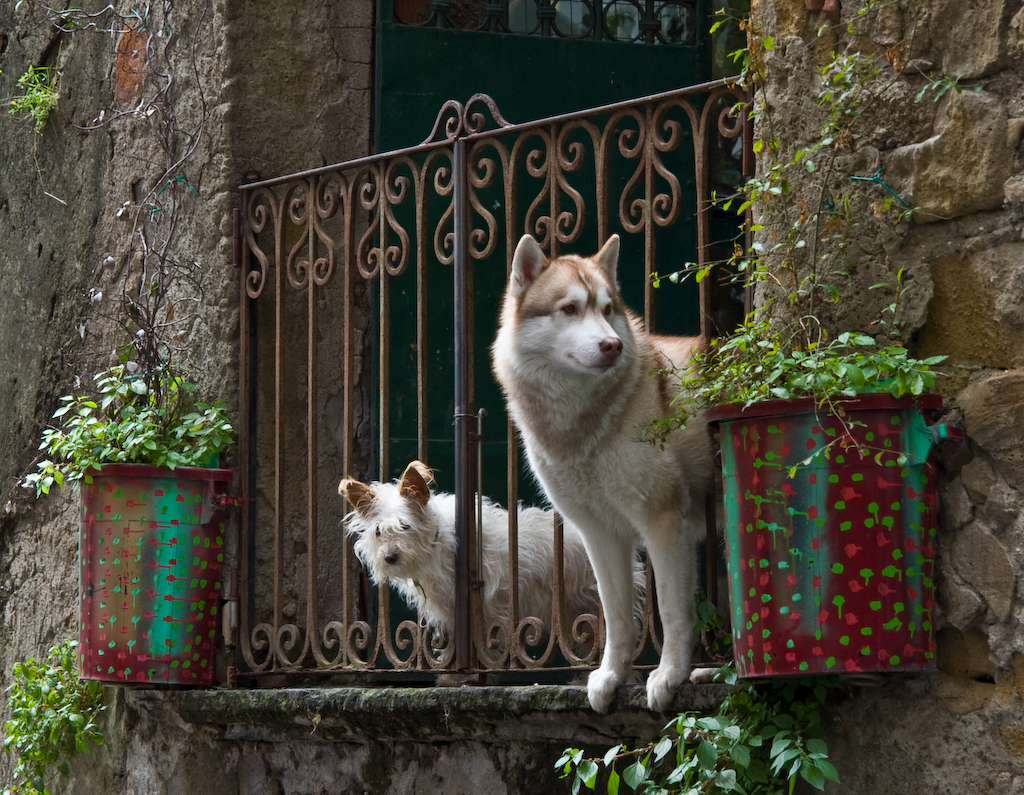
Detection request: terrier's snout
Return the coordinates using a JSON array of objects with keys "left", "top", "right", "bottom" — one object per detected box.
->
[{"left": 599, "top": 337, "right": 622, "bottom": 358}]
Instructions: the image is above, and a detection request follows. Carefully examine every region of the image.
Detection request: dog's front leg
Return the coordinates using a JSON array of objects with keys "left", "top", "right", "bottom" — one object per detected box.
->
[
  {"left": 643, "top": 510, "right": 699, "bottom": 711},
  {"left": 580, "top": 527, "right": 639, "bottom": 714}
]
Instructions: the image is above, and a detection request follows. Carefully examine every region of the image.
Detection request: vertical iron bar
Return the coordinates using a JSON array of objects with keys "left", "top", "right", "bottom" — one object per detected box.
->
[
  {"left": 643, "top": 103, "right": 655, "bottom": 332},
  {"left": 696, "top": 100, "right": 712, "bottom": 342},
  {"left": 237, "top": 199, "right": 254, "bottom": 673},
  {"left": 476, "top": 408, "right": 485, "bottom": 595},
  {"left": 342, "top": 196, "right": 356, "bottom": 657},
  {"left": 379, "top": 202, "right": 390, "bottom": 480},
  {"left": 417, "top": 210, "right": 429, "bottom": 463},
  {"left": 306, "top": 182, "right": 320, "bottom": 666},
  {"left": 273, "top": 196, "right": 285, "bottom": 646},
  {"left": 453, "top": 138, "right": 473, "bottom": 671}
]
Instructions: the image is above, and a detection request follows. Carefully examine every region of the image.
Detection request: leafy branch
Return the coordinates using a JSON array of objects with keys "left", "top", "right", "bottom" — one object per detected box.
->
[
  {"left": 24, "top": 363, "right": 233, "bottom": 496},
  {"left": 1, "top": 640, "right": 105, "bottom": 795},
  {"left": 557, "top": 670, "right": 840, "bottom": 795}
]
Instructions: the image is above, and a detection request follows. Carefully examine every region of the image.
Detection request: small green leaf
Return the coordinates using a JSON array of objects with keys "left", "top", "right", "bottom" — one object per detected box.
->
[
  {"left": 622, "top": 760, "right": 648, "bottom": 790},
  {"left": 696, "top": 740, "right": 718, "bottom": 770},
  {"left": 801, "top": 761, "right": 826, "bottom": 790},
  {"left": 578, "top": 760, "right": 599, "bottom": 789}
]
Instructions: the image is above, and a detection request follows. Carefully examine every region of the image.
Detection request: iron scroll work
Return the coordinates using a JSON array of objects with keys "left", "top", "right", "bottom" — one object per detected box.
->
[{"left": 236, "top": 79, "right": 747, "bottom": 682}]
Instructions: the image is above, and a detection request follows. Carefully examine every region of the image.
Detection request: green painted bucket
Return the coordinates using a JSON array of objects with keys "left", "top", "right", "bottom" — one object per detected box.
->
[
  {"left": 79, "top": 464, "right": 232, "bottom": 685},
  {"left": 707, "top": 394, "right": 957, "bottom": 678}
]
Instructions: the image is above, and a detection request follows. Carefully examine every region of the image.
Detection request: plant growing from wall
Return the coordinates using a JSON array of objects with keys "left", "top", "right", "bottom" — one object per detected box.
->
[
  {"left": 6, "top": 64, "right": 59, "bottom": 132},
  {"left": 1, "top": 640, "right": 104, "bottom": 795},
  {"left": 8, "top": 1, "right": 229, "bottom": 506},
  {"left": 557, "top": 668, "right": 839, "bottom": 794},
  {"left": 644, "top": 0, "right": 959, "bottom": 441}
]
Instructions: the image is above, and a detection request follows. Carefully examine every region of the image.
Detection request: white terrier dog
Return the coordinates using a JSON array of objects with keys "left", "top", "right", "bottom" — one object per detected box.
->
[{"left": 339, "top": 461, "right": 641, "bottom": 642}]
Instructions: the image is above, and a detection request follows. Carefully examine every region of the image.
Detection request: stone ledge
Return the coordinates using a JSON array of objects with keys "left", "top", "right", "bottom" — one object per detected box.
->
[{"left": 175, "top": 684, "right": 729, "bottom": 744}]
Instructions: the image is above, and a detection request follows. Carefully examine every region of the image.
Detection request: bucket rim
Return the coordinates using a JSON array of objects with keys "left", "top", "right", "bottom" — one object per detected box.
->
[
  {"left": 705, "top": 392, "right": 943, "bottom": 425},
  {"left": 86, "top": 463, "right": 234, "bottom": 482}
]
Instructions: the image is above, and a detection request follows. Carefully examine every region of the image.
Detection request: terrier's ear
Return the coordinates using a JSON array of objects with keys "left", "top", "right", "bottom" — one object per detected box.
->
[
  {"left": 407, "top": 460, "right": 435, "bottom": 485},
  {"left": 510, "top": 234, "right": 547, "bottom": 297},
  {"left": 398, "top": 461, "right": 431, "bottom": 506},
  {"left": 594, "top": 234, "right": 620, "bottom": 284},
  {"left": 339, "top": 478, "right": 375, "bottom": 515}
]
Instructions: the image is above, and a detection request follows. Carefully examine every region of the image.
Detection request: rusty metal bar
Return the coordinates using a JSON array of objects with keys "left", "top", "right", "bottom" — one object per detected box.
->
[
  {"left": 378, "top": 205, "right": 390, "bottom": 481},
  {"left": 306, "top": 189, "right": 320, "bottom": 665},
  {"left": 235, "top": 200, "right": 251, "bottom": 681},
  {"left": 452, "top": 137, "right": 473, "bottom": 671},
  {"left": 273, "top": 195, "right": 285, "bottom": 642}
]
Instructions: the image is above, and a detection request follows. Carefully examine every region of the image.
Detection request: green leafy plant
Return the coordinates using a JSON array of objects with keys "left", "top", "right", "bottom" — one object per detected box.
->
[
  {"left": 557, "top": 669, "right": 839, "bottom": 795},
  {"left": 647, "top": 1, "right": 950, "bottom": 443},
  {"left": 695, "top": 592, "right": 733, "bottom": 664},
  {"left": 7, "top": 65, "right": 59, "bottom": 133},
  {"left": 24, "top": 363, "right": 234, "bottom": 496},
  {"left": 2, "top": 640, "right": 105, "bottom": 795}
]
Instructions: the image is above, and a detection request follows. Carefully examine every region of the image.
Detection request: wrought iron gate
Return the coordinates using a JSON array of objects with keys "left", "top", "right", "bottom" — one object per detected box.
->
[{"left": 234, "top": 79, "right": 747, "bottom": 685}]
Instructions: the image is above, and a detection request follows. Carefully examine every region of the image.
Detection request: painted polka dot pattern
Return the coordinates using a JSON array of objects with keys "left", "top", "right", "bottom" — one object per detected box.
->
[
  {"left": 79, "top": 465, "right": 231, "bottom": 685},
  {"left": 709, "top": 395, "right": 941, "bottom": 679}
]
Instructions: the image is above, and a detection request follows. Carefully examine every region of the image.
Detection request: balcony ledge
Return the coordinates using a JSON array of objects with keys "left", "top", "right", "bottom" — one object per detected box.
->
[{"left": 173, "top": 683, "right": 729, "bottom": 745}]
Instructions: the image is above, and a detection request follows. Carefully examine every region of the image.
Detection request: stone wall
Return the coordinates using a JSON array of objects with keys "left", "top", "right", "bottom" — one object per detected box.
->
[
  {"left": 1, "top": 0, "right": 1024, "bottom": 793},
  {"left": 754, "top": 0, "right": 1024, "bottom": 791}
]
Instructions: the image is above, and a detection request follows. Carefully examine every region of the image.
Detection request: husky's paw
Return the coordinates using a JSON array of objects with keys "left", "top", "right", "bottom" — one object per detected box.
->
[
  {"left": 689, "top": 667, "right": 719, "bottom": 685},
  {"left": 646, "top": 665, "right": 686, "bottom": 712},
  {"left": 587, "top": 667, "right": 624, "bottom": 714}
]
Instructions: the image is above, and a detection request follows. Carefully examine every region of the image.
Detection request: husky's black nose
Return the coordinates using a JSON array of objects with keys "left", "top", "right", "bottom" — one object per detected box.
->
[{"left": 384, "top": 552, "right": 399, "bottom": 565}]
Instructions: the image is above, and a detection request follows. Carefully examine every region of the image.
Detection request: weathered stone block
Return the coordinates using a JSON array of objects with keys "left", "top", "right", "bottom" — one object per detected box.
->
[
  {"left": 938, "top": 564, "right": 987, "bottom": 629},
  {"left": 889, "top": 90, "right": 1012, "bottom": 223},
  {"left": 940, "top": 476, "right": 974, "bottom": 532},
  {"left": 960, "top": 372, "right": 1024, "bottom": 484},
  {"left": 936, "top": 626, "right": 995, "bottom": 680},
  {"left": 948, "top": 522, "right": 1016, "bottom": 622},
  {"left": 930, "top": 0, "right": 1010, "bottom": 78},
  {"left": 917, "top": 248, "right": 1024, "bottom": 370}
]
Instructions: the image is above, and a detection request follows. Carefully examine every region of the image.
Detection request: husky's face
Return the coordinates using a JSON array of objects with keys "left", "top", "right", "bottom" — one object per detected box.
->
[
  {"left": 500, "top": 235, "right": 630, "bottom": 375},
  {"left": 339, "top": 461, "right": 438, "bottom": 583}
]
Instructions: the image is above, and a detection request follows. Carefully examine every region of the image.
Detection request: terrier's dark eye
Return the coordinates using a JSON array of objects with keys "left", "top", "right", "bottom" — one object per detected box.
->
[
  {"left": 399, "top": 521, "right": 410, "bottom": 531},
  {"left": 374, "top": 527, "right": 382, "bottom": 537}
]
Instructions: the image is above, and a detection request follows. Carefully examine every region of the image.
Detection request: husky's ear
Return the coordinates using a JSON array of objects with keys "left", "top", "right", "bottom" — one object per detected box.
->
[
  {"left": 398, "top": 461, "right": 431, "bottom": 506},
  {"left": 339, "top": 478, "right": 375, "bottom": 515},
  {"left": 510, "top": 235, "right": 547, "bottom": 297},
  {"left": 594, "top": 235, "right": 620, "bottom": 283}
]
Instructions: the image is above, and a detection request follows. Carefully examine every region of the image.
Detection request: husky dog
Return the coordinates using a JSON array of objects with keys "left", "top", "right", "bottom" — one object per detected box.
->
[
  {"left": 492, "top": 234, "right": 713, "bottom": 713},
  {"left": 340, "top": 461, "right": 638, "bottom": 641}
]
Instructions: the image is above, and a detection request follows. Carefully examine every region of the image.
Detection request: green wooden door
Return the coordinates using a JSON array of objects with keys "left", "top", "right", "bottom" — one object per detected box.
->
[{"left": 375, "top": 0, "right": 713, "bottom": 502}]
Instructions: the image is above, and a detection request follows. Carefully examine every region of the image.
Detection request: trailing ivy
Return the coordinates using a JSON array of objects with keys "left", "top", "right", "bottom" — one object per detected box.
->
[{"left": 2, "top": 640, "right": 105, "bottom": 795}]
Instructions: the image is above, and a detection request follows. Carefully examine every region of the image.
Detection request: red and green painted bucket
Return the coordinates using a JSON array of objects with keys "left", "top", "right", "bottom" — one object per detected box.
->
[
  {"left": 79, "top": 464, "right": 232, "bottom": 685},
  {"left": 707, "top": 394, "right": 958, "bottom": 678}
]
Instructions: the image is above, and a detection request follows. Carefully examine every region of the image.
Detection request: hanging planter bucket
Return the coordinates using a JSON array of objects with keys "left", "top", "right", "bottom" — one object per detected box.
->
[
  {"left": 707, "top": 394, "right": 959, "bottom": 678},
  {"left": 79, "top": 464, "right": 233, "bottom": 685}
]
